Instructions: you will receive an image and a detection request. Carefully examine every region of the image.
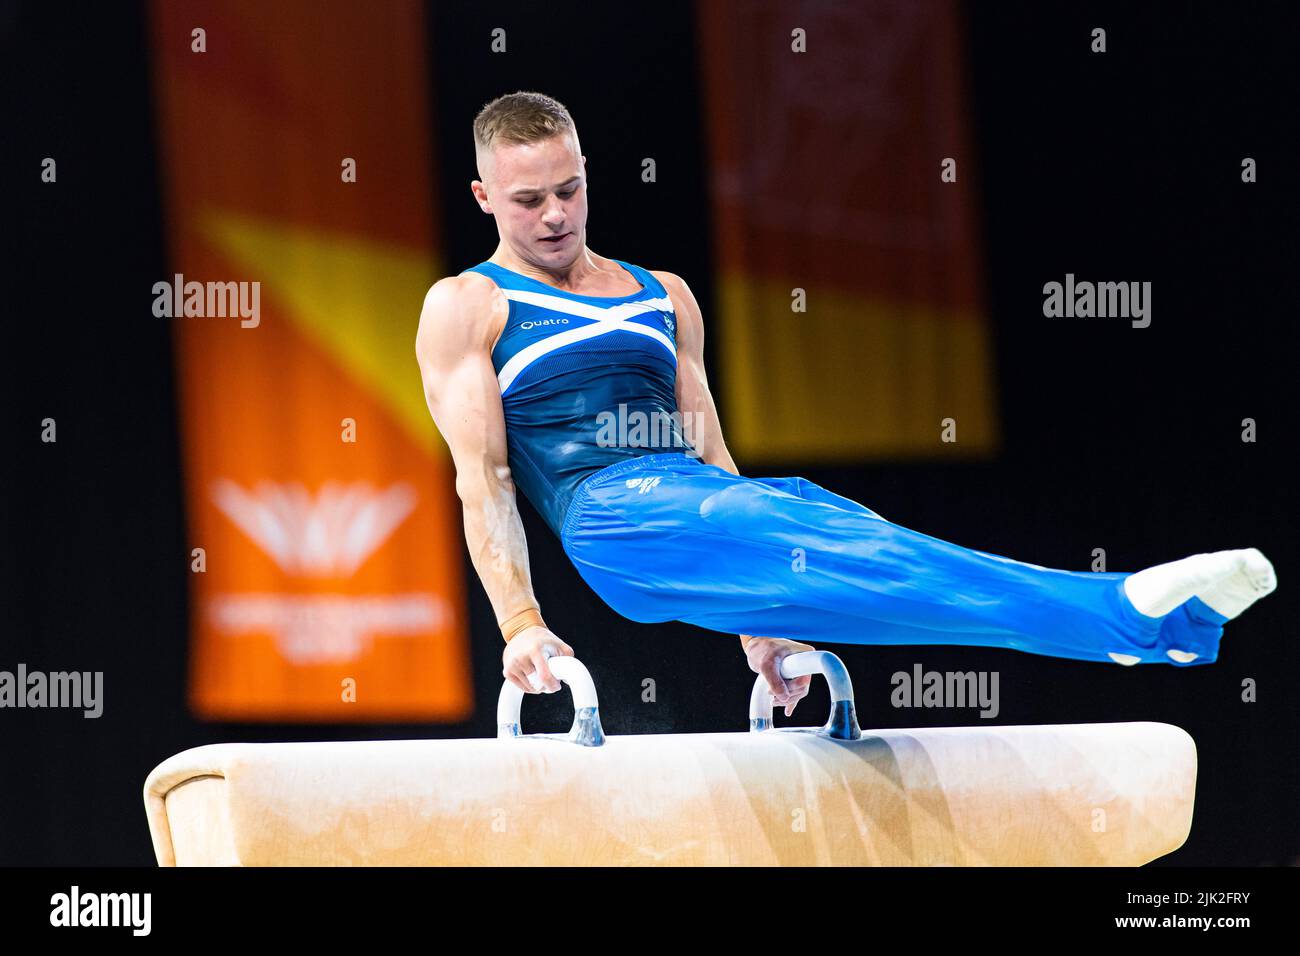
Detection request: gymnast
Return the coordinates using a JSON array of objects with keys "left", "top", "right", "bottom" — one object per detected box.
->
[{"left": 415, "top": 91, "right": 1276, "bottom": 717}]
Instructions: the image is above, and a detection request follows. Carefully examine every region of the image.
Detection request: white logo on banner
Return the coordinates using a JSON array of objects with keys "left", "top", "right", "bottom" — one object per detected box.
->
[
  {"left": 206, "top": 480, "right": 446, "bottom": 663},
  {"left": 211, "top": 479, "right": 417, "bottom": 575}
]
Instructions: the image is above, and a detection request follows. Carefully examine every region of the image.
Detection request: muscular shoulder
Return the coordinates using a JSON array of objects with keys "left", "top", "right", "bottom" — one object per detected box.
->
[
  {"left": 649, "top": 270, "right": 703, "bottom": 331},
  {"left": 417, "top": 272, "right": 508, "bottom": 355},
  {"left": 648, "top": 269, "right": 694, "bottom": 302}
]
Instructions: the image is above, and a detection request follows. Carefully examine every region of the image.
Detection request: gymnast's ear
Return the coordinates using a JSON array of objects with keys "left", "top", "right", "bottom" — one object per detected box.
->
[{"left": 469, "top": 179, "right": 492, "bottom": 215}]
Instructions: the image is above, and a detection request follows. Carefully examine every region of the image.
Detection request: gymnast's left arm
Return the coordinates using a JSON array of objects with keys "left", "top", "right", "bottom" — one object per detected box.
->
[
  {"left": 654, "top": 270, "right": 813, "bottom": 715},
  {"left": 653, "top": 270, "right": 738, "bottom": 476}
]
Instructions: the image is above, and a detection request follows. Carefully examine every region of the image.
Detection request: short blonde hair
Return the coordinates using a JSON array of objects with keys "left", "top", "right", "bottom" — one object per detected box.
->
[{"left": 473, "top": 91, "right": 577, "bottom": 154}]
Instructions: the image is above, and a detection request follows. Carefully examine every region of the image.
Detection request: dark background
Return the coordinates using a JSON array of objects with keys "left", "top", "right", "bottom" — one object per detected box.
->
[{"left": 3, "top": 0, "right": 1296, "bottom": 865}]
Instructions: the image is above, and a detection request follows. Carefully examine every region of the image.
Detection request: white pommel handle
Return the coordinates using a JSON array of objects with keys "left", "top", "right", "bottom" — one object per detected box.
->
[
  {"left": 749, "top": 650, "right": 861, "bottom": 740},
  {"left": 497, "top": 654, "right": 603, "bottom": 745}
]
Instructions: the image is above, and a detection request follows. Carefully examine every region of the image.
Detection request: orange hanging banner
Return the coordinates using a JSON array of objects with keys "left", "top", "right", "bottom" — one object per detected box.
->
[
  {"left": 698, "top": 0, "right": 998, "bottom": 463},
  {"left": 150, "top": 0, "right": 470, "bottom": 720}
]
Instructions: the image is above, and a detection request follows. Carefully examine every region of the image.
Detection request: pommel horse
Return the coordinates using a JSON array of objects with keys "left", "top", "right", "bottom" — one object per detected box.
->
[{"left": 144, "top": 652, "right": 1196, "bottom": 865}]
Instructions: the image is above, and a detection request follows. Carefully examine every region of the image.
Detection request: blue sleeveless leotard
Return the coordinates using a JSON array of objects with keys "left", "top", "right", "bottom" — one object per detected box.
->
[{"left": 462, "top": 258, "right": 1223, "bottom": 665}]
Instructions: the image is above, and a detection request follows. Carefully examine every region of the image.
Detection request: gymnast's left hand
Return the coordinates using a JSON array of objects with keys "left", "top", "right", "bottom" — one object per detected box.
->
[{"left": 742, "top": 637, "right": 815, "bottom": 716}]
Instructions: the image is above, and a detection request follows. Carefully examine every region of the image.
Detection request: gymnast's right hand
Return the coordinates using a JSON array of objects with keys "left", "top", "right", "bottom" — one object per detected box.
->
[{"left": 502, "top": 627, "right": 575, "bottom": 695}]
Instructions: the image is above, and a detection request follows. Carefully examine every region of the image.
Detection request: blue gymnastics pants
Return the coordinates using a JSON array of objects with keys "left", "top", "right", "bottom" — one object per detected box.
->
[{"left": 559, "top": 453, "right": 1226, "bottom": 665}]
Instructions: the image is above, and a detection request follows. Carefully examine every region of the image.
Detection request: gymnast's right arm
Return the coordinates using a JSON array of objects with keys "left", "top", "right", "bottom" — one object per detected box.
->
[{"left": 415, "top": 276, "right": 574, "bottom": 695}]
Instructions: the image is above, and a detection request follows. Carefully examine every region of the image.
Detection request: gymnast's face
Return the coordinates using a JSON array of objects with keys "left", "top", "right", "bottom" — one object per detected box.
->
[{"left": 474, "top": 133, "right": 588, "bottom": 270}]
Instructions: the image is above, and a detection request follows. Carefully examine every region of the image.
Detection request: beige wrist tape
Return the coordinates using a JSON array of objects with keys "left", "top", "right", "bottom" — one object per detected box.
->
[{"left": 500, "top": 608, "right": 545, "bottom": 643}]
